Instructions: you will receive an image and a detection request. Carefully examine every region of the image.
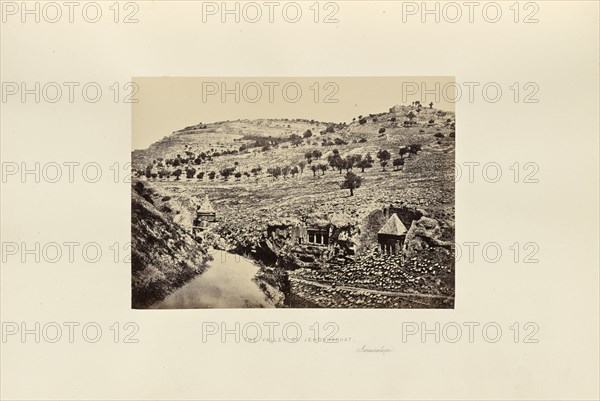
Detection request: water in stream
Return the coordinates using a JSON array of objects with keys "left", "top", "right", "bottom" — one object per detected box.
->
[{"left": 152, "top": 250, "right": 275, "bottom": 309}]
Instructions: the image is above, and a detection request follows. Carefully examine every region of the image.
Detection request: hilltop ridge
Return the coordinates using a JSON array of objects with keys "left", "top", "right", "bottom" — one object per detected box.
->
[{"left": 131, "top": 102, "right": 455, "bottom": 308}]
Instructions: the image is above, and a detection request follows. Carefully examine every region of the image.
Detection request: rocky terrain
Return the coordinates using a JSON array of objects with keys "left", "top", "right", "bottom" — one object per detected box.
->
[
  {"left": 131, "top": 182, "right": 211, "bottom": 308},
  {"left": 131, "top": 103, "right": 455, "bottom": 308}
]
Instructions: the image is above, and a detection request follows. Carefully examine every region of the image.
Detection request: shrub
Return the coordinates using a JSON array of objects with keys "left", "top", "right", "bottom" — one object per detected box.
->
[
  {"left": 270, "top": 166, "right": 282, "bottom": 179},
  {"left": 134, "top": 181, "right": 145, "bottom": 193},
  {"left": 357, "top": 155, "right": 373, "bottom": 172},
  {"left": 172, "top": 169, "right": 183, "bottom": 180},
  {"left": 393, "top": 158, "right": 405, "bottom": 170},
  {"left": 185, "top": 168, "right": 196, "bottom": 179},
  {"left": 377, "top": 149, "right": 391, "bottom": 171},
  {"left": 408, "top": 144, "right": 422, "bottom": 154},
  {"left": 327, "top": 153, "right": 343, "bottom": 172},
  {"left": 340, "top": 171, "right": 362, "bottom": 196},
  {"left": 289, "top": 134, "right": 303, "bottom": 146},
  {"left": 220, "top": 167, "right": 235, "bottom": 180}
]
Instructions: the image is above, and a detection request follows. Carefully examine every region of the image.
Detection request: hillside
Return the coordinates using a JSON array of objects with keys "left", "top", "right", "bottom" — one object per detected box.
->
[
  {"left": 132, "top": 103, "right": 455, "bottom": 308},
  {"left": 131, "top": 182, "right": 211, "bottom": 308}
]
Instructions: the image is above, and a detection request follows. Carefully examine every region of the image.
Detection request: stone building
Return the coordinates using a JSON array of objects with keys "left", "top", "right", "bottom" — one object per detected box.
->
[
  {"left": 193, "top": 195, "right": 216, "bottom": 232},
  {"left": 383, "top": 204, "right": 423, "bottom": 229},
  {"left": 307, "top": 227, "right": 329, "bottom": 246},
  {"left": 267, "top": 221, "right": 331, "bottom": 247},
  {"left": 198, "top": 195, "right": 216, "bottom": 222},
  {"left": 291, "top": 225, "right": 308, "bottom": 244},
  {"left": 377, "top": 213, "right": 407, "bottom": 255}
]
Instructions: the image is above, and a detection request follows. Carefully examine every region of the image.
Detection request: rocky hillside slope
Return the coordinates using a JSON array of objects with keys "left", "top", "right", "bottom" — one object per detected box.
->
[
  {"left": 131, "top": 182, "right": 211, "bottom": 308},
  {"left": 132, "top": 103, "right": 455, "bottom": 307}
]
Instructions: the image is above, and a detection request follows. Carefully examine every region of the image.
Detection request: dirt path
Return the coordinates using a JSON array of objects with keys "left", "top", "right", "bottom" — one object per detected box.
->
[{"left": 289, "top": 277, "right": 454, "bottom": 300}]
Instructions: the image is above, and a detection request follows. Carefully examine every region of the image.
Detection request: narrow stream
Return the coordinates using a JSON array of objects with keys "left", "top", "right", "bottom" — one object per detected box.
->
[{"left": 152, "top": 250, "right": 275, "bottom": 309}]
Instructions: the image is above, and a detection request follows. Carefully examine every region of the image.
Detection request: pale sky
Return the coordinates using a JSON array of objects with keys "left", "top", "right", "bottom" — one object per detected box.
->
[{"left": 132, "top": 77, "right": 455, "bottom": 150}]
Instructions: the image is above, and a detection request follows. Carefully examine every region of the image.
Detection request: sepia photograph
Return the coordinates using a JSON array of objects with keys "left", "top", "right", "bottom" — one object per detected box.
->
[
  {"left": 3, "top": 1, "right": 599, "bottom": 400},
  {"left": 131, "top": 77, "right": 455, "bottom": 309}
]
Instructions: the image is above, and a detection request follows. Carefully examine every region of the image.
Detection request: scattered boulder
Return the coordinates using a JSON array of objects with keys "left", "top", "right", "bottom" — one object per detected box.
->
[{"left": 403, "top": 217, "right": 453, "bottom": 257}]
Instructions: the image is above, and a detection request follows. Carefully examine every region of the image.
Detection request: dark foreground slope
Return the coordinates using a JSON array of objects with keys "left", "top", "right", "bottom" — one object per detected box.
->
[{"left": 131, "top": 183, "right": 211, "bottom": 308}]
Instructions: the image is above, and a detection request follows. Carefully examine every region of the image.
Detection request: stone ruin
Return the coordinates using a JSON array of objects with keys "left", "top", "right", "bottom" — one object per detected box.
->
[
  {"left": 193, "top": 195, "right": 217, "bottom": 235},
  {"left": 264, "top": 217, "right": 360, "bottom": 269},
  {"left": 383, "top": 204, "right": 424, "bottom": 230},
  {"left": 380, "top": 203, "right": 453, "bottom": 258}
]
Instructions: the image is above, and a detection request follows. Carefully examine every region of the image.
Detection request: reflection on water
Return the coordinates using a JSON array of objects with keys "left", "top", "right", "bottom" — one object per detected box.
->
[{"left": 153, "top": 251, "right": 274, "bottom": 309}]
